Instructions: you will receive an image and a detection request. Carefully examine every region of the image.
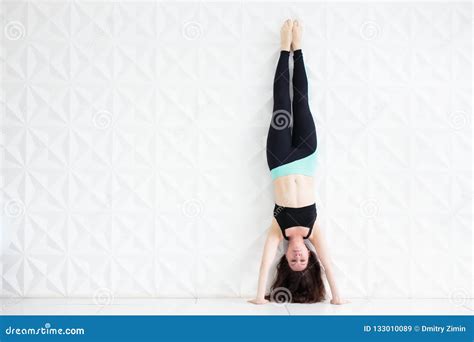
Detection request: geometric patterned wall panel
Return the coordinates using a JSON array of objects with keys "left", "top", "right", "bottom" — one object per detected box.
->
[{"left": 1, "top": 1, "right": 472, "bottom": 299}]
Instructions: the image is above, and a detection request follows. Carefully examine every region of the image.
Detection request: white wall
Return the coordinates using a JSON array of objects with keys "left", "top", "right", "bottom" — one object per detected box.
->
[{"left": 1, "top": 1, "right": 471, "bottom": 299}]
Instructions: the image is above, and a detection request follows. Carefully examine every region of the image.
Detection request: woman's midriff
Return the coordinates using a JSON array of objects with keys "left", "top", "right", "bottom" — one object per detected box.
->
[{"left": 273, "top": 174, "right": 315, "bottom": 207}]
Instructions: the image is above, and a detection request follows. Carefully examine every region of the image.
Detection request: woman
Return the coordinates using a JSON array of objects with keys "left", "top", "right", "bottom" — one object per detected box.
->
[{"left": 248, "top": 19, "right": 348, "bottom": 305}]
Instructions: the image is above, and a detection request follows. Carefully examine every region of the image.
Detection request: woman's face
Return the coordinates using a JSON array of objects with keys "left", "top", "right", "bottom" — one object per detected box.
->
[{"left": 285, "top": 243, "right": 309, "bottom": 271}]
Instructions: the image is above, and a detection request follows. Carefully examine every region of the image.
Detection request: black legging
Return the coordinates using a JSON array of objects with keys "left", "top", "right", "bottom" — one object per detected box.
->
[{"left": 266, "top": 50, "right": 317, "bottom": 172}]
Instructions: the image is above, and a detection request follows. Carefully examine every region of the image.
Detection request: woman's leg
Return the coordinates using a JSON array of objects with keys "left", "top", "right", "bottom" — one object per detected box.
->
[
  {"left": 291, "top": 49, "right": 317, "bottom": 152},
  {"left": 266, "top": 47, "right": 293, "bottom": 170},
  {"left": 290, "top": 19, "right": 317, "bottom": 152}
]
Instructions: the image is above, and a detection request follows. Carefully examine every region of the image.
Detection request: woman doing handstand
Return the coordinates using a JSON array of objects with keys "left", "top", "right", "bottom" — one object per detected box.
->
[{"left": 249, "top": 19, "right": 348, "bottom": 305}]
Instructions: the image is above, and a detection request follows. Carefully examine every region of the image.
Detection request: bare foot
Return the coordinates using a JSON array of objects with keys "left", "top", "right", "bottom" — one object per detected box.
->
[
  {"left": 292, "top": 19, "right": 302, "bottom": 51},
  {"left": 280, "top": 19, "right": 293, "bottom": 52}
]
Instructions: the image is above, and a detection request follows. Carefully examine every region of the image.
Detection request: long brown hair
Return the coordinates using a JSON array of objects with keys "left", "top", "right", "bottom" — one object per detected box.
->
[{"left": 265, "top": 250, "right": 326, "bottom": 303}]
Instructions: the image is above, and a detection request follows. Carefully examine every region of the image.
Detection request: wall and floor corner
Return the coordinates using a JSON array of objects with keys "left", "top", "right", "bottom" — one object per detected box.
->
[{"left": 0, "top": 1, "right": 471, "bottom": 303}]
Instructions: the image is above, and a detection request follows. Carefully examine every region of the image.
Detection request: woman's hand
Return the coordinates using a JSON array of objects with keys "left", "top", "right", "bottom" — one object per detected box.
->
[
  {"left": 247, "top": 298, "right": 270, "bottom": 305},
  {"left": 330, "top": 297, "right": 350, "bottom": 305}
]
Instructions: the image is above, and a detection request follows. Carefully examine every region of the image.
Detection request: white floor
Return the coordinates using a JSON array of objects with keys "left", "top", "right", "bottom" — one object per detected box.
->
[{"left": 1, "top": 298, "right": 472, "bottom": 315}]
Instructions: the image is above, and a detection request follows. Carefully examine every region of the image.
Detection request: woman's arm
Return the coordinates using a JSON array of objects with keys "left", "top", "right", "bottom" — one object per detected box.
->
[
  {"left": 248, "top": 218, "right": 282, "bottom": 304},
  {"left": 309, "top": 222, "right": 350, "bottom": 305}
]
